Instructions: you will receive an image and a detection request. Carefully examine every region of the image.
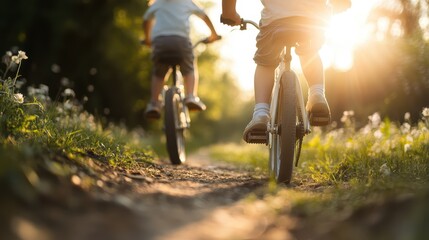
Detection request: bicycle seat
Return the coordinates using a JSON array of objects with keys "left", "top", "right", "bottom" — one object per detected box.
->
[
  {"left": 271, "top": 17, "right": 325, "bottom": 47},
  {"left": 273, "top": 28, "right": 315, "bottom": 46}
]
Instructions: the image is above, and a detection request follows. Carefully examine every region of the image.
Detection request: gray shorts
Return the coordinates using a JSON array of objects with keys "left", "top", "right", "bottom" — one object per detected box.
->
[
  {"left": 254, "top": 17, "right": 326, "bottom": 67},
  {"left": 151, "top": 35, "right": 194, "bottom": 77}
]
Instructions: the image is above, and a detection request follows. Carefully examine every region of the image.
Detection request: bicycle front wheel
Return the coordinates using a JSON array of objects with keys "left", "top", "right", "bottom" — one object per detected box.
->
[
  {"left": 269, "top": 71, "right": 297, "bottom": 184},
  {"left": 164, "top": 87, "right": 186, "bottom": 164}
]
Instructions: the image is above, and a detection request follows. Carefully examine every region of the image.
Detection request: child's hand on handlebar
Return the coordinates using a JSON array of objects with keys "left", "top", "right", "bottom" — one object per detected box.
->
[
  {"left": 220, "top": 12, "right": 241, "bottom": 26},
  {"left": 140, "top": 38, "right": 151, "bottom": 47},
  {"left": 206, "top": 34, "right": 222, "bottom": 43}
]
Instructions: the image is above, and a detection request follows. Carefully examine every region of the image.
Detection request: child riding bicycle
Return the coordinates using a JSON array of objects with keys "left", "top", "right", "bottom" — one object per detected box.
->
[
  {"left": 221, "top": 0, "right": 351, "bottom": 143},
  {"left": 143, "top": 0, "right": 220, "bottom": 119}
]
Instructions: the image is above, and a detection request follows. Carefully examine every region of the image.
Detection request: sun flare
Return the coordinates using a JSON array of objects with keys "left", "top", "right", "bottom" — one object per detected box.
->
[
  {"left": 324, "top": 0, "right": 377, "bottom": 71},
  {"left": 204, "top": 0, "right": 378, "bottom": 91}
]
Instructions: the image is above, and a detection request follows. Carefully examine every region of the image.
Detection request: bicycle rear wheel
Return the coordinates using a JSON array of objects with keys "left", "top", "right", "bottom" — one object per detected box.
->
[
  {"left": 269, "top": 71, "right": 297, "bottom": 184},
  {"left": 164, "top": 87, "right": 186, "bottom": 164}
]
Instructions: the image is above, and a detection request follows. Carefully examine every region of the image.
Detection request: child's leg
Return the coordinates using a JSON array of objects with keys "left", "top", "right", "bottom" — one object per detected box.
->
[
  {"left": 183, "top": 62, "right": 206, "bottom": 111},
  {"left": 254, "top": 64, "right": 275, "bottom": 104},
  {"left": 150, "top": 73, "right": 165, "bottom": 104},
  {"left": 183, "top": 61, "right": 197, "bottom": 97},
  {"left": 299, "top": 52, "right": 324, "bottom": 94},
  {"left": 299, "top": 52, "right": 331, "bottom": 126}
]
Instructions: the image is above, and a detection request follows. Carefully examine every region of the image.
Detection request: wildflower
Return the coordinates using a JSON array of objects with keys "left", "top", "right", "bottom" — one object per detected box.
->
[
  {"left": 13, "top": 93, "right": 24, "bottom": 104},
  {"left": 51, "top": 64, "right": 61, "bottom": 73},
  {"left": 341, "top": 110, "right": 354, "bottom": 123},
  {"left": 404, "top": 112, "right": 411, "bottom": 121},
  {"left": 374, "top": 130, "right": 383, "bottom": 138},
  {"left": 368, "top": 112, "right": 381, "bottom": 128},
  {"left": 379, "top": 163, "right": 391, "bottom": 176},
  {"left": 400, "top": 122, "right": 411, "bottom": 133},
  {"left": 11, "top": 51, "right": 28, "bottom": 64},
  {"left": 60, "top": 77, "right": 70, "bottom": 86},
  {"left": 63, "top": 88, "right": 75, "bottom": 98},
  {"left": 404, "top": 143, "right": 411, "bottom": 153},
  {"left": 423, "top": 108, "right": 429, "bottom": 117}
]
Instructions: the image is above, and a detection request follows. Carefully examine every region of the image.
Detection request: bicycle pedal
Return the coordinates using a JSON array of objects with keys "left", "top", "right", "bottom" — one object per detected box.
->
[
  {"left": 309, "top": 113, "right": 331, "bottom": 126},
  {"left": 244, "top": 131, "right": 267, "bottom": 144}
]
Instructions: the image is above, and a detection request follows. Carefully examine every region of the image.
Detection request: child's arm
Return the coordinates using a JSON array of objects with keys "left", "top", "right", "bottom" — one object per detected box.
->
[
  {"left": 221, "top": 0, "right": 241, "bottom": 26},
  {"left": 142, "top": 18, "right": 153, "bottom": 46},
  {"left": 196, "top": 13, "right": 221, "bottom": 42}
]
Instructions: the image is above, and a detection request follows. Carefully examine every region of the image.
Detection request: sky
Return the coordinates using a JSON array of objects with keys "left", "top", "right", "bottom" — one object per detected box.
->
[{"left": 192, "top": 0, "right": 378, "bottom": 92}]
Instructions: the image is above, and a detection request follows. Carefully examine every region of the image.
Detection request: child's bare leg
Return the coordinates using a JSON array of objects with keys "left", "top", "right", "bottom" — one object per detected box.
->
[{"left": 299, "top": 53, "right": 331, "bottom": 126}]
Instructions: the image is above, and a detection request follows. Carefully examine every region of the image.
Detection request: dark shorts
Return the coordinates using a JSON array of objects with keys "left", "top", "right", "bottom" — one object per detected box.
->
[
  {"left": 151, "top": 35, "right": 194, "bottom": 77},
  {"left": 254, "top": 17, "right": 326, "bottom": 67}
]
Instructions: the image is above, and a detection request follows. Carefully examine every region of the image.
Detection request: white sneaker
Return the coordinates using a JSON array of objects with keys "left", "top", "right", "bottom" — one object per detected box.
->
[
  {"left": 184, "top": 96, "right": 207, "bottom": 111},
  {"left": 306, "top": 93, "right": 331, "bottom": 126},
  {"left": 145, "top": 102, "right": 161, "bottom": 119},
  {"left": 242, "top": 114, "right": 269, "bottom": 144}
]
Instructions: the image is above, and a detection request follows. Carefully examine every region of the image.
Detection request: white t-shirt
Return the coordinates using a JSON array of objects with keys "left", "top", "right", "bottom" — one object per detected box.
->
[
  {"left": 260, "top": 0, "right": 332, "bottom": 26},
  {"left": 143, "top": 0, "right": 205, "bottom": 40}
]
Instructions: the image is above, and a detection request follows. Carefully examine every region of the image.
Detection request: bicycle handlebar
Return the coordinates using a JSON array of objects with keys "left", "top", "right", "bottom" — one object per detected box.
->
[
  {"left": 220, "top": 16, "right": 260, "bottom": 30},
  {"left": 193, "top": 35, "right": 222, "bottom": 48},
  {"left": 140, "top": 36, "right": 222, "bottom": 47},
  {"left": 239, "top": 19, "right": 259, "bottom": 30}
]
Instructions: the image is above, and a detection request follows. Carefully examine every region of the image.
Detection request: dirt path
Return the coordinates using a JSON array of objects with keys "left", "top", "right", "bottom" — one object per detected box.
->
[
  {"left": 3, "top": 149, "right": 428, "bottom": 240},
  {"left": 2, "top": 150, "right": 295, "bottom": 240}
]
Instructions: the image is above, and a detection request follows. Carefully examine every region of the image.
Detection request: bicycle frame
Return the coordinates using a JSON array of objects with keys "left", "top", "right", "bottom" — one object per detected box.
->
[
  {"left": 236, "top": 19, "right": 312, "bottom": 183},
  {"left": 269, "top": 46, "right": 311, "bottom": 138},
  {"left": 169, "top": 66, "right": 191, "bottom": 130}
]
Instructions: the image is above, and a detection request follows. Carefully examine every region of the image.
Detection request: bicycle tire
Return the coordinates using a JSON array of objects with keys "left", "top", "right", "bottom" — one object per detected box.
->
[
  {"left": 269, "top": 71, "right": 297, "bottom": 184},
  {"left": 164, "top": 87, "right": 186, "bottom": 164}
]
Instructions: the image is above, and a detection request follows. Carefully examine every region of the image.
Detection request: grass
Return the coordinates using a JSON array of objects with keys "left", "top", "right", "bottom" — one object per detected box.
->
[
  {"left": 2, "top": 49, "right": 429, "bottom": 237},
  {"left": 208, "top": 109, "right": 429, "bottom": 230},
  {"left": 0, "top": 50, "right": 156, "bottom": 203}
]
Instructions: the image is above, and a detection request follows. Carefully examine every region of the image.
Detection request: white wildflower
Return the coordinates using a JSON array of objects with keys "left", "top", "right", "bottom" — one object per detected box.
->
[
  {"left": 368, "top": 112, "right": 381, "bottom": 128},
  {"left": 60, "top": 77, "right": 70, "bottom": 87},
  {"left": 423, "top": 108, "right": 429, "bottom": 117},
  {"left": 13, "top": 93, "right": 24, "bottom": 104},
  {"left": 404, "top": 112, "right": 411, "bottom": 121},
  {"left": 401, "top": 122, "right": 411, "bottom": 133},
  {"left": 51, "top": 64, "right": 61, "bottom": 73},
  {"left": 17, "top": 51, "right": 28, "bottom": 60},
  {"left": 341, "top": 110, "right": 354, "bottom": 123},
  {"left": 374, "top": 130, "right": 383, "bottom": 138},
  {"left": 11, "top": 51, "right": 28, "bottom": 64},
  {"left": 39, "top": 84, "right": 49, "bottom": 94},
  {"left": 379, "top": 163, "right": 391, "bottom": 176},
  {"left": 63, "top": 88, "right": 75, "bottom": 97},
  {"left": 404, "top": 143, "right": 411, "bottom": 153},
  {"left": 11, "top": 56, "right": 20, "bottom": 64}
]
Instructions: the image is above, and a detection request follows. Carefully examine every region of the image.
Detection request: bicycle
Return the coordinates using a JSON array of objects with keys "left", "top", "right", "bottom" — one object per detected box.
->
[
  {"left": 143, "top": 37, "right": 220, "bottom": 165},
  {"left": 229, "top": 19, "right": 314, "bottom": 183}
]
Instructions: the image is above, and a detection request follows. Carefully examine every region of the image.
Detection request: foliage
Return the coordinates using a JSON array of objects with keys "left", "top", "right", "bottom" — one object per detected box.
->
[
  {"left": 0, "top": 51, "right": 155, "bottom": 203},
  {"left": 0, "top": 0, "right": 152, "bottom": 126},
  {"left": 208, "top": 108, "right": 429, "bottom": 203}
]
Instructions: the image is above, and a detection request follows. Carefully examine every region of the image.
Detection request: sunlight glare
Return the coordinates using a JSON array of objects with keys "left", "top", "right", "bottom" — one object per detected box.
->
[
  {"left": 324, "top": 0, "right": 376, "bottom": 71},
  {"left": 201, "top": 0, "right": 378, "bottom": 91}
]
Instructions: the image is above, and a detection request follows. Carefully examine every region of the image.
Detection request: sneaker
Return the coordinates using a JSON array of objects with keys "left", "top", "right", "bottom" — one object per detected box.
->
[
  {"left": 184, "top": 96, "right": 207, "bottom": 111},
  {"left": 242, "top": 114, "right": 269, "bottom": 144},
  {"left": 145, "top": 102, "right": 161, "bottom": 119},
  {"left": 306, "top": 93, "right": 331, "bottom": 126}
]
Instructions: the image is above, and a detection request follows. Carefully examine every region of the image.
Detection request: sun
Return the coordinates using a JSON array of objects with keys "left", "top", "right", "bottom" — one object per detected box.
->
[{"left": 323, "top": 0, "right": 377, "bottom": 71}]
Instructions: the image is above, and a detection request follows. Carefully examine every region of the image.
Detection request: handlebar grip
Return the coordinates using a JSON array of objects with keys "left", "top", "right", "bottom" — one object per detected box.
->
[{"left": 220, "top": 16, "right": 242, "bottom": 26}]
